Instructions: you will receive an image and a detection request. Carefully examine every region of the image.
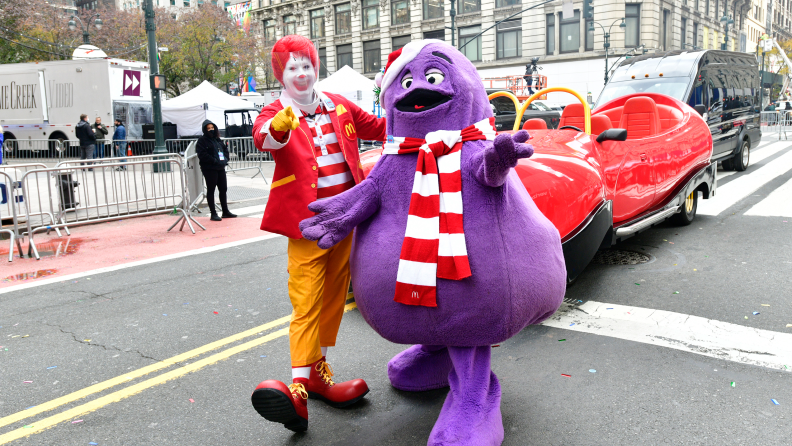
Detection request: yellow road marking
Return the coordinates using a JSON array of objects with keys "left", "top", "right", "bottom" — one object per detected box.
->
[
  {"left": 0, "top": 302, "right": 357, "bottom": 444},
  {"left": 0, "top": 315, "right": 290, "bottom": 429}
]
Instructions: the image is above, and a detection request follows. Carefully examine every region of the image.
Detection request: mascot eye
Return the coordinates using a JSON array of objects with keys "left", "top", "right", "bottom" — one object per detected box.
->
[
  {"left": 400, "top": 75, "right": 413, "bottom": 89},
  {"left": 425, "top": 70, "right": 445, "bottom": 85}
]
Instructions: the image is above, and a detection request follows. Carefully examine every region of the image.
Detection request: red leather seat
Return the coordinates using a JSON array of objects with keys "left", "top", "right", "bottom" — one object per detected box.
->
[
  {"left": 656, "top": 104, "right": 683, "bottom": 131},
  {"left": 522, "top": 118, "right": 548, "bottom": 130},
  {"left": 599, "top": 106, "right": 623, "bottom": 128},
  {"left": 590, "top": 115, "right": 612, "bottom": 134},
  {"left": 618, "top": 97, "right": 661, "bottom": 140},
  {"left": 559, "top": 103, "right": 586, "bottom": 129}
]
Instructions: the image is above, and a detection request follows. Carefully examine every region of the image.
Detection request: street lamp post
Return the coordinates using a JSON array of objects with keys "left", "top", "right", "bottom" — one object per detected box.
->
[
  {"left": 721, "top": 14, "right": 735, "bottom": 50},
  {"left": 143, "top": 0, "right": 169, "bottom": 172},
  {"left": 588, "top": 18, "right": 626, "bottom": 84},
  {"left": 67, "top": 14, "right": 103, "bottom": 45}
]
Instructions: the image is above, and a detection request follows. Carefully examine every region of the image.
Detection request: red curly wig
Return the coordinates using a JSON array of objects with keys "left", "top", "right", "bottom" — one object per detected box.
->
[{"left": 271, "top": 35, "right": 320, "bottom": 84}]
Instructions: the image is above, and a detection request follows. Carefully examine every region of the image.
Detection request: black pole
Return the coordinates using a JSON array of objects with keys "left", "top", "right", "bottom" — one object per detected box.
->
[
  {"left": 144, "top": 0, "right": 169, "bottom": 171},
  {"left": 604, "top": 33, "right": 609, "bottom": 84},
  {"left": 83, "top": 30, "right": 89, "bottom": 45}
]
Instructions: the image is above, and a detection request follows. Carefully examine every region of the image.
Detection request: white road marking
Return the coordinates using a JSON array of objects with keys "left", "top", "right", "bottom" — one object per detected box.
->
[
  {"left": 0, "top": 233, "right": 282, "bottom": 296},
  {"left": 698, "top": 146, "right": 792, "bottom": 216},
  {"left": 543, "top": 301, "right": 792, "bottom": 372},
  {"left": 744, "top": 175, "right": 792, "bottom": 217},
  {"left": 244, "top": 213, "right": 264, "bottom": 219},
  {"left": 229, "top": 204, "right": 267, "bottom": 216},
  {"left": 750, "top": 140, "right": 792, "bottom": 165},
  {"left": 717, "top": 171, "right": 736, "bottom": 180}
]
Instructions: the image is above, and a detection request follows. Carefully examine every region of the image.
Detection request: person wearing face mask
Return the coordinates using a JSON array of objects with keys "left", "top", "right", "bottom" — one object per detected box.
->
[
  {"left": 250, "top": 35, "right": 386, "bottom": 432},
  {"left": 196, "top": 120, "right": 237, "bottom": 221}
]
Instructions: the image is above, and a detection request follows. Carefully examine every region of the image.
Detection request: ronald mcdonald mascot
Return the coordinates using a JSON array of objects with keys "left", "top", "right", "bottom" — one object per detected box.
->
[{"left": 250, "top": 35, "right": 386, "bottom": 432}]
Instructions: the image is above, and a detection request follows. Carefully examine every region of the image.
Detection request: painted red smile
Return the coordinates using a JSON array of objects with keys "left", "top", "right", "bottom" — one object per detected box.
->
[{"left": 414, "top": 105, "right": 425, "bottom": 109}]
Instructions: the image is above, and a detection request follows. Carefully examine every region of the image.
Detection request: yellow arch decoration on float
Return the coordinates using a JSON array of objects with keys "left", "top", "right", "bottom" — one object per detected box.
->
[{"left": 487, "top": 87, "right": 591, "bottom": 135}]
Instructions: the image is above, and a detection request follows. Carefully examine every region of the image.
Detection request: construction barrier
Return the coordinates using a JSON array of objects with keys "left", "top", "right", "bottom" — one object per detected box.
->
[{"left": 0, "top": 169, "right": 23, "bottom": 262}]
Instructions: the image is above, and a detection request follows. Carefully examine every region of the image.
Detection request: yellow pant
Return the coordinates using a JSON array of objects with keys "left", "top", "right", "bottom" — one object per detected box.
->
[{"left": 287, "top": 234, "right": 353, "bottom": 367}]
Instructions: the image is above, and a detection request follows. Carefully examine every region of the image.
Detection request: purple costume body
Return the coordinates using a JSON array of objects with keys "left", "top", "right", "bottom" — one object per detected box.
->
[{"left": 300, "top": 40, "right": 567, "bottom": 445}]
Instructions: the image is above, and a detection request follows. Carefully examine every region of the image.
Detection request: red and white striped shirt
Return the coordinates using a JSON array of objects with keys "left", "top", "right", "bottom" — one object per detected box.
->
[{"left": 304, "top": 109, "right": 355, "bottom": 200}]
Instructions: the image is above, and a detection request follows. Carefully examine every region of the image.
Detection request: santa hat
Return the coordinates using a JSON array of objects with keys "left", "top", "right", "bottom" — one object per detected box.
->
[{"left": 375, "top": 39, "right": 443, "bottom": 106}]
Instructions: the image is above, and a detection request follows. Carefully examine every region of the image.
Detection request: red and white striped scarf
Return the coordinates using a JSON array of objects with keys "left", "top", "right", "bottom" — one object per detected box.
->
[{"left": 382, "top": 117, "right": 497, "bottom": 307}]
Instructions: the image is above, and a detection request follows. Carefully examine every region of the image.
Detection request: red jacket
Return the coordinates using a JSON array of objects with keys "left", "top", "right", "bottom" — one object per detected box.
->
[{"left": 253, "top": 90, "right": 386, "bottom": 239}]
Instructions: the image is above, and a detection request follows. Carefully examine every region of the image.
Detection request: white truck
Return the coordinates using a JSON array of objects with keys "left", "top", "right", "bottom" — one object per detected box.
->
[{"left": 0, "top": 58, "right": 152, "bottom": 157}]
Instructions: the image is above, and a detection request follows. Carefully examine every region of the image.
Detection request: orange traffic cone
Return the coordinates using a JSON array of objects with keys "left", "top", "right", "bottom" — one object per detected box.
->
[{"left": 127, "top": 147, "right": 133, "bottom": 156}]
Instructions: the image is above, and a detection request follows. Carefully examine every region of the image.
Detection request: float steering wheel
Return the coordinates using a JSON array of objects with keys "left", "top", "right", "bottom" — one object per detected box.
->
[{"left": 558, "top": 125, "right": 582, "bottom": 132}]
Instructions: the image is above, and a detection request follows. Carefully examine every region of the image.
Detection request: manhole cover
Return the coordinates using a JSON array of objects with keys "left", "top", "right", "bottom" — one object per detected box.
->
[{"left": 592, "top": 249, "right": 651, "bottom": 265}]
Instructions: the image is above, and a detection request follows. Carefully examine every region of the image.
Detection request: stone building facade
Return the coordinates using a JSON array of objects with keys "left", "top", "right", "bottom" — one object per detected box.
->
[{"left": 246, "top": 0, "right": 775, "bottom": 101}]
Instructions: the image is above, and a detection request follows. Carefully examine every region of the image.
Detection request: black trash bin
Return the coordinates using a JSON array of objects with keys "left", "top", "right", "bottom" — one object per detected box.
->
[{"left": 57, "top": 173, "right": 79, "bottom": 211}]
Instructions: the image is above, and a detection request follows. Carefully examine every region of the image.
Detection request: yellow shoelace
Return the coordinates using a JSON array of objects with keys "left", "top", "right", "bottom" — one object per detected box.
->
[
  {"left": 315, "top": 360, "right": 336, "bottom": 386},
  {"left": 288, "top": 382, "right": 308, "bottom": 399}
]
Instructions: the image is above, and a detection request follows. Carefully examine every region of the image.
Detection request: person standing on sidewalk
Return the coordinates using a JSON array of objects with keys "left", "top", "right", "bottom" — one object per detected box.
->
[
  {"left": 93, "top": 117, "right": 108, "bottom": 159},
  {"left": 75, "top": 114, "right": 96, "bottom": 168},
  {"left": 196, "top": 120, "right": 237, "bottom": 221},
  {"left": 112, "top": 119, "right": 127, "bottom": 170},
  {"left": 249, "top": 35, "right": 386, "bottom": 432}
]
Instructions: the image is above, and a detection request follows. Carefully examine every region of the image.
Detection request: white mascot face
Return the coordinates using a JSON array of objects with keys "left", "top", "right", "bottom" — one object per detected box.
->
[{"left": 282, "top": 53, "right": 317, "bottom": 103}]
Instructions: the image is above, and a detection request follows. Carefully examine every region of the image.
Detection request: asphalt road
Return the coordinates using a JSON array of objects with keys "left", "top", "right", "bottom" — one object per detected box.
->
[{"left": 1, "top": 136, "right": 791, "bottom": 445}]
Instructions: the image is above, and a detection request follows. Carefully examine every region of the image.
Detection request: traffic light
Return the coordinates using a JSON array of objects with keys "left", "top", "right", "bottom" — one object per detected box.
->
[
  {"left": 583, "top": 0, "right": 594, "bottom": 19},
  {"left": 150, "top": 74, "right": 166, "bottom": 91}
]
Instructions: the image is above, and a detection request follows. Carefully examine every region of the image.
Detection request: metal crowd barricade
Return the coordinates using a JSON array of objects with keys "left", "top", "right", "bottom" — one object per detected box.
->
[
  {"left": 760, "top": 111, "right": 780, "bottom": 134},
  {"left": 0, "top": 163, "right": 65, "bottom": 253},
  {"left": 223, "top": 137, "right": 271, "bottom": 180},
  {"left": 0, "top": 169, "right": 23, "bottom": 261},
  {"left": 3, "top": 139, "right": 66, "bottom": 163},
  {"left": 778, "top": 110, "right": 792, "bottom": 141},
  {"left": 19, "top": 157, "right": 204, "bottom": 259}
]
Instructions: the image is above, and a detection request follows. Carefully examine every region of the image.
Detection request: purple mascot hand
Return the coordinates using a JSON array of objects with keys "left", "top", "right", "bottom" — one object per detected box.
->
[
  {"left": 474, "top": 129, "right": 533, "bottom": 188},
  {"left": 299, "top": 179, "right": 380, "bottom": 249}
]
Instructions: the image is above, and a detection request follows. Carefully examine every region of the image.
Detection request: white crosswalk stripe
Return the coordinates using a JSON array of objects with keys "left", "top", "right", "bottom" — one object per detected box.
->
[
  {"left": 744, "top": 175, "right": 792, "bottom": 217},
  {"left": 699, "top": 142, "right": 792, "bottom": 216}
]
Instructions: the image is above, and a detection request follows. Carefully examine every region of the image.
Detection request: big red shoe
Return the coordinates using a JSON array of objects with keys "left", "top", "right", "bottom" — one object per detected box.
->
[
  {"left": 294, "top": 357, "right": 369, "bottom": 408},
  {"left": 251, "top": 380, "right": 308, "bottom": 432}
]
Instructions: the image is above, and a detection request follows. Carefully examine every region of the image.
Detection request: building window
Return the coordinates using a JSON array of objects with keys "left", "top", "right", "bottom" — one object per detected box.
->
[
  {"left": 362, "top": 0, "right": 379, "bottom": 29},
  {"left": 318, "top": 48, "right": 328, "bottom": 78},
  {"left": 706, "top": 0, "right": 710, "bottom": 16},
  {"left": 424, "top": 0, "right": 443, "bottom": 19},
  {"left": 495, "top": 0, "right": 519, "bottom": 7},
  {"left": 681, "top": 17, "right": 687, "bottom": 48},
  {"left": 363, "top": 40, "right": 381, "bottom": 73},
  {"left": 695, "top": 0, "right": 699, "bottom": 12},
  {"left": 460, "top": 0, "right": 480, "bottom": 13},
  {"left": 692, "top": 22, "right": 698, "bottom": 48},
  {"left": 459, "top": 25, "right": 482, "bottom": 62},
  {"left": 715, "top": 0, "right": 719, "bottom": 20},
  {"left": 424, "top": 29, "right": 445, "bottom": 40},
  {"left": 337, "top": 44, "right": 353, "bottom": 70},
  {"left": 546, "top": 13, "right": 555, "bottom": 55},
  {"left": 183, "top": 0, "right": 189, "bottom": 6},
  {"left": 585, "top": 17, "right": 594, "bottom": 50},
  {"left": 559, "top": 10, "right": 580, "bottom": 53},
  {"left": 336, "top": 3, "right": 352, "bottom": 34},
  {"left": 391, "top": 0, "right": 410, "bottom": 25},
  {"left": 496, "top": 20, "right": 521, "bottom": 59},
  {"left": 283, "top": 15, "right": 296, "bottom": 35},
  {"left": 624, "top": 4, "right": 640, "bottom": 47},
  {"left": 392, "top": 35, "right": 411, "bottom": 51},
  {"left": 170, "top": 0, "right": 175, "bottom": 5},
  {"left": 310, "top": 9, "right": 325, "bottom": 39},
  {"left": 263, "top": 20, "right": 276, "bottom": 45}
]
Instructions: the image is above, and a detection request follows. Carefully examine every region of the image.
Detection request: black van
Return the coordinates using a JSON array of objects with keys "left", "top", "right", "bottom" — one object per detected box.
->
[{"left": 596, "top": 50, "right": 761, "bottom": 171}]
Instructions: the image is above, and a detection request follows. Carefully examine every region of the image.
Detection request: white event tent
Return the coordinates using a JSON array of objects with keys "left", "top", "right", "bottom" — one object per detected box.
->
[
  {"left": 315, "top": 65, "right": 378, "bottom": 114},
  {"left": 162, "top": 81, "right": 258, "bottom": 137}
]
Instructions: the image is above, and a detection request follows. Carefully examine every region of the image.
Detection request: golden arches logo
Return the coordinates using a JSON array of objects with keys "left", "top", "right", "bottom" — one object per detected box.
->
[{"left": 344, "top": 122, "right": 356, "bottom": 138}]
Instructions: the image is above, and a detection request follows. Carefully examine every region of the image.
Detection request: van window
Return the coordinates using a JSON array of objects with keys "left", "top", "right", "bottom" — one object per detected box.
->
[
  {"left": 491, "top": 96, "right": 516, "bottom": 114},
  {"left": 688, "top": 77, "right": 706, "bottom": 109}
]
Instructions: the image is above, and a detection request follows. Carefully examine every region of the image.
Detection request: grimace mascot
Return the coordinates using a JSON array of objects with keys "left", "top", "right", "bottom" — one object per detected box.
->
[{"left": 300, "top": 40, "right": 567, "bottom": 445}]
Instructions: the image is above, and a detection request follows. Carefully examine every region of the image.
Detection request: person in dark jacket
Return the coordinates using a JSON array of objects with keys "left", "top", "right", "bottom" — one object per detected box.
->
[
  {"left": 196, "top": 119, "right": 236, "bottom": 221},
  {"left": 112, "top": 119, "right": 127, "bottom": 170},
  {"left": 75, "top": 114, "right": 96, "bottom": 168},
  {"left": 92, "top": 117, "right": 109, "bottom": 159}
]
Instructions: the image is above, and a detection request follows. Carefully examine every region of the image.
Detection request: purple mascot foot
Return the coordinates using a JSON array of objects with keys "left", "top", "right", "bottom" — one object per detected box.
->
[
  {"left": 428, "top": 346, "right": 503, "bottom": 446},
  {"left": 388, "top": 345, "right": 452, "bottom": 391}
]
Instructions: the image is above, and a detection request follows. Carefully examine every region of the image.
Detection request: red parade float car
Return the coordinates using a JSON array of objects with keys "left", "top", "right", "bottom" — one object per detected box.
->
[{"left": 361, "top": 87, "right": 716, "bottom": 281}]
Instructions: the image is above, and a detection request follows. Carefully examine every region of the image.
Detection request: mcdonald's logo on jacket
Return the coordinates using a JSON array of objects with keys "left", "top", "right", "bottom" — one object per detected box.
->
[{"left": 252, "top": 90, "right": 386, "bottom": 239}]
